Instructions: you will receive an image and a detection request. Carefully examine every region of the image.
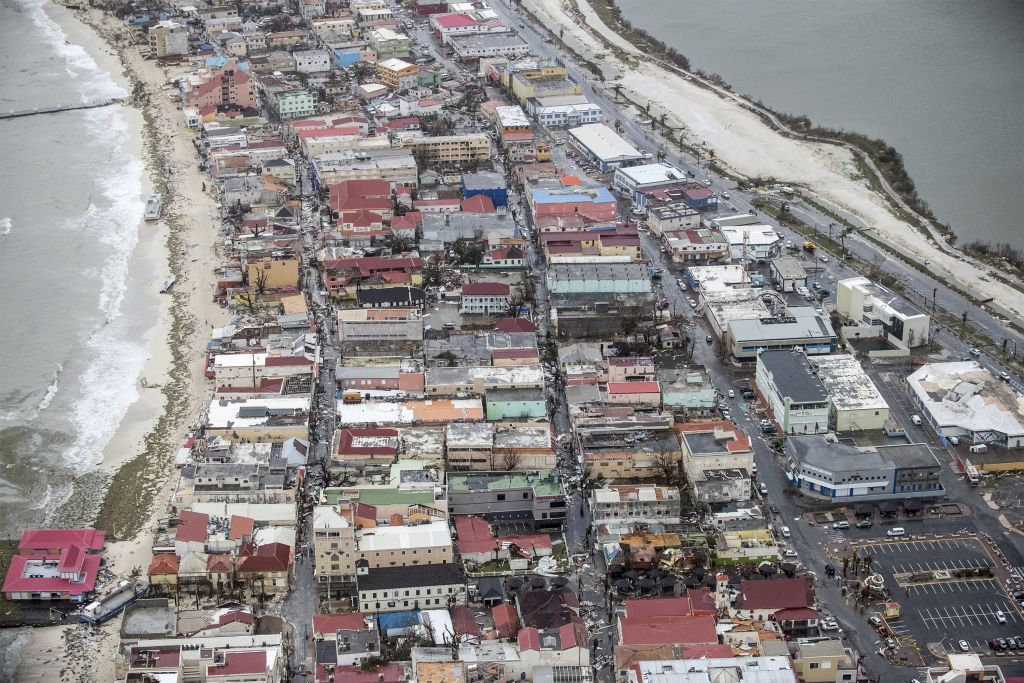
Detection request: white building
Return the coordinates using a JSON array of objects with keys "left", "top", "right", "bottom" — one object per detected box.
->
[
  {"left": 272, "top": 89, "right": 318, "bottom": 121},
  {"left": 294, "top": 49, "right": 332, "bottom": 73},
  {"left": 629, "top": 657, "right": 797, "bottom": 683},
  {"left": 591, "top": 485, "right": 681, "bottom": 525},
  {"left": 567, "top": 123, "right": 643, "bottom": 172},
  {"left": 460, "top": 282, "right": 511, "bottom": 315},
  {"left": 494, "top": 105, "right": 530, "bottom": 131},
  {"left": 755, "top": 350, "right": 830, "bottom": 434},
  {"left": 212, "top": 352, "right": 312, "bottom": 388},
  {"left": 528, "top": 94, "right": 602, "bottom": 127},
  {"left": 906, "top": 361, "right": 1024, "bottom": 448},
  {"left": 338, "top": 308, "right": 424, "bottom": 342},
  {"left": 836, "top": 276, "right": 930, "bottom": 348},
  {"left": 612, "top": 162, "right": 687, "bottom": 197},
  {"left": 449, "top": 33, "right": 530, "bottom": 60},
  {"left": 711, "top": 214, "right": 781, "bottom": 261},
  {"left": 807, "top": 353, "right": 890, "bottom": 432}
]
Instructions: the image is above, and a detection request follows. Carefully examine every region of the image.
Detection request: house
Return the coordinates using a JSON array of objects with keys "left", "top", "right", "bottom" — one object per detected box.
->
[
  {"left": 732, "top": 577, "right": 815, "bottom": 635},
  {"left": 174, "top": 510, "right": 209, "bottom": 557},
  {"left": 605, "top": 381, "right": 661, "bottom": 408},
  {"left": 461, "top": 282, "right": 511, "bottom": 315},
  {"left": 791, "top": 639, "right": 858, "bottom": 683},
  {"left": 454, "top": 515, "right": 552, "bottom": 565},
  {"left": 482, "top": 246, "right": 526, "bottom": 269},
  {"left": 2, "top": 528, "right": 105, "bottom": 602},
  {"left": 294, "top": 49, "right": 332, "bottom": 73},
  {"left": 356, "top": 564, "right": 465, "bottom": 613},
  {"left": 530, "top": 187, "right": 618, "bottom": 224},
  {"left": 332, "top": 427, "right": 400, "bottom": 470},
  {"left": 519, "top": 624, "right": 589, "bottom": 669},
  {"left": 644, "top": 202, "right": 700, "bottom": 236},
  {"left": 493, "top": 603, "right": 519, "bottom": 638},
  {"left": 755, "top": 350, "right": 830, "bottom": 435},
  {"left": 662, "top": 227, "right": 731, "bottom": 263},
  {"left": 236, "top": 542, "right": 292, "bottom": 593},
  {"left": 614, "top": 613, "right": 718, "bottom": 670}
]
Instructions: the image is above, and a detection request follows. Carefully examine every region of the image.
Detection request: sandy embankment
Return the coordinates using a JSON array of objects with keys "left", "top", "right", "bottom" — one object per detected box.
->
[
  {"left": 527, "top": 0, "right": 1023, "bottom": 326},
  {"left": 18, "top": 3, "right": 228, "bottom": 681}
]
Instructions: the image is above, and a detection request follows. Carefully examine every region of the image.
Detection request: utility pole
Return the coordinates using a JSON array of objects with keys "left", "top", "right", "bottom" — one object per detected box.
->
[{"left": 932, "top": 287, "right": 937, "bottom": 312}]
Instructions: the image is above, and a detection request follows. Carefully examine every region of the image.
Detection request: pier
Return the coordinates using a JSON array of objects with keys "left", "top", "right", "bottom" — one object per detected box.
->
[{"left": 0, "top": 99, "right": 124, "bottom": 121}]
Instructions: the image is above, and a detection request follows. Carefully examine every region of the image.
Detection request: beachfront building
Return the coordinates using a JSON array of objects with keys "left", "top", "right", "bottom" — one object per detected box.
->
[
  {"left": 2, "top": 529, "right": 105, "bottom": 602},
  {"left": 613, "top": 162, "right": 688, "bottom": 201},
  {"left": 148, "top": 20, "right": 188, "bottom": 58},
  {"left": 338, "top": 309, "right": 424, "bottom": 342},
  {"left": 567, "top": 123, "right": 643, "bottom": 172},
  {"left": 836, "top": 276, "right": 930, "bottom": 349},
  {"left": 527, "top": 95, "right": 602, "bottom": 127},
  {"left": 204, "top": 397, "right": 311, "bottom": 442},
  {"left": 184, "top": 60, "right": 259, "bottom": 112},
  {"left": 710, "top": 214, "right": 782, "bottom": 262}
]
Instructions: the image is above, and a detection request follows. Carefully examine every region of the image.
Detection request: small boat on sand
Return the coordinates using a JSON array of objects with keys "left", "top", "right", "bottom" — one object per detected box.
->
[
  {"left": 160, "top": 277, "right": 176, "bottom": 293},
  {"left": 144, "top": 193, "right": 163, "bottom": 221}
]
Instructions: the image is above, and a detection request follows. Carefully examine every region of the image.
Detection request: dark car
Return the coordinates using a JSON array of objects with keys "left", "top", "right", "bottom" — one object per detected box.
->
[
  {"left": 856, "top": 520, "right": 873, "bottom": 529},
  {"left": 990, "top": 639, "right": 1002, "bottom": 650},
  {"left": 741, "top": 389, "right": 756, "bottom": 399}
]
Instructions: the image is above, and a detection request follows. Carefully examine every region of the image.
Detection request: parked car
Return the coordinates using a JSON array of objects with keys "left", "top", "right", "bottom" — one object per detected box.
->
[
  {"left": 706, "top": 335, "right": 713, "bottom": 343},
  {"left": 727, "top": 389, "right": 735, "bottom": 398},
  {"left": 833, "top": 521, "right": 850, "bottom": 530},
  {"left": 819, "top": 255, "right": 830, "bottom": 263},
  {"left": 856, "top": 520, "right": 873, "bottom": 529},
  {"left": 887, "top": 527, "right": 906, "bottom": 537},
  {"left": 998, "top": 610, "right": 1008, "bottom": 623},
  {"left": 969, "top": 347, "right": 981, "bottom": 357},
  {"left": 1000, "top": 371, "right": 1011, "bottom": 382},
  {"left": 721, "top": 191, "right": 731, "bottom": 199},
  {"left": 780, "top": 526, "right": 791, "bottom": 538},
  {"left": 959, "top": 640, "right": 971, "bottom": 652},
  {"left": 783, "top": 549, "right": 799, "bottom": 558},
  {"left": 759, "top": 483, "right": 768, "bottom": 495}
]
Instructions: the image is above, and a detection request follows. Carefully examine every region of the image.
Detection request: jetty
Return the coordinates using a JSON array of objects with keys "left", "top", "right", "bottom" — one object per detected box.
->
[{"left": 0, "top": 99, "right": 124, "bottom": 122}]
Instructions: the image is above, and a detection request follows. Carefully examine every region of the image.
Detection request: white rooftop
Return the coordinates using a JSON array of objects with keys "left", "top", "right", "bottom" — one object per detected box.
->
[
  {"left": 632, "top": 657, "right": 796, "bottom": 683},
  {"left": 378, "top": 57, "right": 416, "bottom": 71},
  {"left": 356, "top": 520, "right": 452, "bottom": 552},
  {"left": 688, "top": 264, "right": 748, "bottom": 289},
  {"left": 206, "top": 396, "right": 310, "bottom": 429},
  {"left": 568, "top": 123, "right": 642, "bottom": 162},
  {"left": 808, "top": 354, "right": 889, "bottom": 411},
  {"left": 313, "top": 505, "right": 352, "bottom": 529},
  {"left": 214, "top": 352, "right": 267, "bottom": 368},
  {"left": 615, "top": 162, "right": 687, "bottom": 185},
  {"left": 495, "top": 105, "right": 530, "bottom": 128},
  {"left": 907, "top": 361, "right": 1024, "bottom": 438},
  {"left": 720, "top": 224, "right": 781, "bottom": 247}
]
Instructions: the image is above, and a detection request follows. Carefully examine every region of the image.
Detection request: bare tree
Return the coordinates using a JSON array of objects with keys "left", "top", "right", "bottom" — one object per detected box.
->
[
  {"left": 235, "top": 289, "right": 259, "bottom": 314},
  {"left": 651, "top": 450, "right": 682, "bottom": 487},
  {"left": 500, "top": 448, "right": 522, "bottom": 471},
  {"left": 252, "top": 264, "right": 270, "bottom": 295}
]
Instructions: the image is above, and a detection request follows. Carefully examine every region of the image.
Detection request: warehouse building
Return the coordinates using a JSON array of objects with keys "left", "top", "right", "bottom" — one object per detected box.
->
[{"left": 567, "top": 123, "right": 644, "bottom": 172}]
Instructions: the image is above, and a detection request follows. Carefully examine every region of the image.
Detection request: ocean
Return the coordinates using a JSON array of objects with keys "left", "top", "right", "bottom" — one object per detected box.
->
[
  {"left": 615, "top": 0, "right": 1024, "bottom": 249},
  {"left": 0, "top": 0, "right": 155, "bottom": 541}
]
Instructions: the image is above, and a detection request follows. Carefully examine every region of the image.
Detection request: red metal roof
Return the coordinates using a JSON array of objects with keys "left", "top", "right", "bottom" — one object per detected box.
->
[
  {"left": 318, "top": 663, "right": 407, "bottom": 683},
  {"left": 607, "top": 381, "right": 661, "bottom": 394},
  {"left": 495, "top": 317, "right": 536, "bottom": 333},
  {"left": 237, "top": 542, "right": 291, "bottom": 574},
  {"left": 736, "top": 577, "right": 810, "bottom": 611},
  {"left": 461, "top": 194, "right": 496, "bottom": 213},
  {"left": 19, "top": 529, "right": 105, "bottom": 553},
  {"left": 623, "top": 596, "right": 692, "bottom": 619},
  {"left": 312, "top": 612, "right": 368, "bottom": 637},
  {"left": 433, "top": 12, "right": 476, "bottom": 28},
  {"left": 491, "top": 348, "right": 538, "bottom": 360},
  {"left": 462, "top": 282, "right": 510, "bottom": 296},
  {"left": 451, "top": 605, "right": 482, "bottom": 637},
  {"left": 229, "top": 515, "right": 255, "bottom": 541},
  {"left": 206, "top": 650, "right": 266, "bottom": 676},
  {"left": 492, "top": 603, "right": 519, "bottom": 638},
  {"left": 176, "top": 511, "right": 209, "bottom": 544},
  {"left": 336, "top": 428, "right": 400, "bottom": 456},
  {"left": 264, "top": 355, "right": 312, "bottom": 367},
  {"left": 3, "top": 554, "right": 101, "bottom": 596},
  {"left": 148, "top": 553, "right": 180, "bottom": 576},
  {"left": 618, "top": 615, "right": 717, "bottom": 646}
]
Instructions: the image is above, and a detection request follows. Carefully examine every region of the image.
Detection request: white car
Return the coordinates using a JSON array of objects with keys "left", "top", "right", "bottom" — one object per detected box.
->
[
  {"left": 959, "top": 640, "right": 970, "bottom": 652},
  {"left": 782, "top": 549, "right": 799, "bottom": 558},
  {"left": 819, "top": 255, "right": 830, "bottom": 263},
  {"left": 721, "top": 191, "right": 731, "bottom": 199}
]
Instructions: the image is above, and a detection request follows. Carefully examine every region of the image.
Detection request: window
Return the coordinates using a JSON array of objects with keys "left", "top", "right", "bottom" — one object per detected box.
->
[{"left": 497, "top": 494, "right": 506, "bottom": 501}]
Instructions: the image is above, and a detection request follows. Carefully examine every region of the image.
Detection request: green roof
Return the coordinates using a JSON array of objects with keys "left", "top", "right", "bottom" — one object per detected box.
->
[
  {"left": 322, "top": 488, "right": 435, "bottom": 506},
  {"left": 446, "top": 470, "right": 562, "bottom": 497}
]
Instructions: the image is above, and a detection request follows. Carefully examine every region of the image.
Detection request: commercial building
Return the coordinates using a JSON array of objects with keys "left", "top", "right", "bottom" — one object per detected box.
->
[
  {"left": 836, "top": 277, "right": 930, "bottom": 348},
  {"left": 769, "top": 256, "right": 807, "bottom": 293},
  {"left": 567, "top": 123, "right": 643, "bottom": 172},
  {"left": 546, "top": 263, "right": 652, "bottom": 296},
  {"left": 658, "top": 367, "right": 717, "bottom": 416},
  {"left": 504, "top": 62, "right": 581, "bottom": 105},
  {"left": 787, "top": 436, "right": 945, "bottom": 503},
  {"left": 591, "top": 486, "right": 681, "bottom": 525},
  {"left": 204, "top": 396, "right": 310, "bottom": 442},
  {"left": 612, "top": 162, "right": 688, "bottom": 200},
  {"left": 679, "top": 421, "right": 754, "bottom": 503},
  {"left": 376, "top": 58, "right": 420, "bottom": 92},
  {"left": 184, "top": 60, "right": 258, "bottom": 111},
  {"left": 726, "top": 307, "right": 836, "bottom": 360},
  {"left": 294, "top": 49, "right": 332, "bottom": 73},
  {"left": 755, "top": 350, "right": 830, "bottom": 435},
  {"left": 530, "top": 186, "right": 618, "bottom": 224},
  {"left": 906, "top": 361, "right": 1024, "bottom": 449},
  {"left": 807, "top": 354, "right": 890, "bottom": 432},
  {"left": 356, "top": 564, "right": 465, "bottom": 613},
  {"left": 450, "top": 33, "right": 529, "bottom": 60},
  {"left": 527, "top": 95, "right": 602, "bottom": 127},
  {"left": 574, "top": 413, "right": 681, "bottom": 480},
  {"left": 310, "top": 148, "right": 419, "bottom": 188},
  {"left": 645, "top": 201, "right": 701, "bottom": 235},
  {"left": 313, "top": 505, "right": 356, "bottom": 588},
  {"left": 461, "top": 171, "right": 509, "bottom": 207},
  {"left": 271, "top": 89, "right": 318, "bottom": 121},
  {"left": 711, "top": 214, "right": 782, "bottom": 262},
  {"left": 446, "top": 470, "right": 567, "bottom": 528},
  {"left": 403, "top": 134, "right": 490, "bottom": 165},
  {"left": 338, "top": 308, "right": 424, "bottom": 342},
  {"left": 627, "top": 658, "right": 797, "bottom": 683},
  {"left": 424, "top": 364, "right": 545, "bottom": 396},
  {"left": 2, "top": 528, "right": 105, "bottom": 602},
  {"left": 368, "top": 28, "right": 411, "bottom": 60},
  {"left": 355, "top": 521, "right": 454, "bottom": 569},
  {"left": 662, "top": 227, "right": 730, "bottom": 263}
]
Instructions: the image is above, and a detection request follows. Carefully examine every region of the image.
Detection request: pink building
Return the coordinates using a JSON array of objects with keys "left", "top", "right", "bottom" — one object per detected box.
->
[
  {"left": 606, "top": 381, "right": 661, "bottom": 407},
  {"left": 185, "top": 60, "right": 259, "bottom": 112},
  {"left": 607, "top": 356, "right": 656, "bottom": 383}
]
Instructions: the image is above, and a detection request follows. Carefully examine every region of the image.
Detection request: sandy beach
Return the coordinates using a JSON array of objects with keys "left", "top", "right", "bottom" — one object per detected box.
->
[
  {"left": 16, "top": 3, "right": 228, "bottom": 680},
  {"left": 526, "top": 0, "right": 1024, "bottom": 326}
]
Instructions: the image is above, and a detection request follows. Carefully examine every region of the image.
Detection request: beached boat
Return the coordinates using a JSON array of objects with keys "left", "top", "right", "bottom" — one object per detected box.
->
[
  {"left": 160, "top": 277, "right": 176, "bottom": 293},
  {"left": 80, "top": 578, "right": 148, "bottom": 625},
  {"left": 144, "top": 193, "right": 163, "bottom": 221}
]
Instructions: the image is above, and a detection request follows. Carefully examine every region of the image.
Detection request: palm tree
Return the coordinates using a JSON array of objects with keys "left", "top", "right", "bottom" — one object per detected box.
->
[
  {"left": 612, "top": 84, "right": 622, "bottom": 101},
  {"left": 658, "top": 113, "right": 667, "bottom": 130}
]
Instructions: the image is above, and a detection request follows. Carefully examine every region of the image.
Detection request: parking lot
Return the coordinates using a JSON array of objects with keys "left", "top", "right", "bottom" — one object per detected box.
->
[{"left": 855, "top": 537, "right": 1023, "bottom": 652}]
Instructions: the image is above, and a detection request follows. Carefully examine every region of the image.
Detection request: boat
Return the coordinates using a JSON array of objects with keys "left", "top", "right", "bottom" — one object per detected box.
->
[
  {"left": 80, "top": 578, "right": 148, "bottom": 625},
  {"left": 144, "top": 193, "right": 163, "bottom": 221},
  {"left": 160, "top": 277, "right": 176, "bottom": 293}
]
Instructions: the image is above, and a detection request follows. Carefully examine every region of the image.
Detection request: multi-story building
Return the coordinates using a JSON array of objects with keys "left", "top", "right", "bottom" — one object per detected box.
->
[
  {"left": 503, "top": 62, "right": 582, "bottom": 105},
  {"left": 203, "top": 397, "right": 310, "bottom": 442},
  {"left": 755, "top": 350, "right": 830, "bottom": 435},
  {"left": 376, "top": 58, "right": 420, "bottom": 92},
  {"left": 271, "top": 89, "right": 318, "bottom": 121},
  {"left": 807, "top": 353, "right": 890, "bottom": 432},
  {"left": 591, "top": 485, "right": 681, "bottom": 525},
  {"left": 313, "top": 505, "right": 357, "bottom": 589},
  {"left": 836, "top": 276, "right": 930, "bottom": 349},
  {"left": 148, "top": 20, "right": 188, "bottom": 58},
  {"left": 679, "top": 420, "right": 754, "bottom": 503},
  {"left": 338, "top": 308, "right": 424, "bottom": 342},
  {"left": 368, "top": 28, "right": 411, "bottom": 60},
  {"left": 357, "top": 564, "right": 465, "bottom": 613},
  {"left": 567, "top": 123, "right": 643, "bottom": 172},
  {"left": 450, "top": 33, "right": 530, "bottom": 60},
  {"left": 575, "top": 414, "right": 681, "bottom": 480},
  {"left": 527, "top": 95, "right": 602, "bottom": 127},
  {"left": 402, "top": 134, "right": 490, "bottom": 165},
  {"left": 460, "top": 282, "right": 511, "bottom": 315},
  {"left": 310, "top": 149, "right": 419, "bottom": 189},
  {"left": 293, "top": 49, "right": 332, "bottom": 73},
  {"left": 184, "top": 60, "right": 259, "bottom": 111},
  {"left": 447, "top": 470, "right": 567, "bottom": 528},
  {"left": 354, "top": 521, "right": 453, "bottom": 569}
]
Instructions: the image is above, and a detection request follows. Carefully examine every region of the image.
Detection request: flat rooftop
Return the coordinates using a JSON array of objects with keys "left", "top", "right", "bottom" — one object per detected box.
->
[
  {"left": 447, "top": 470, "right": 561, "bottom": 497},
  {"left": 907, "top": 361, "right": 1024, "bottom": 437},
  {"left": 808, "top": 354, "right": 888, "bottom": 411},
  {"left": 758, "top": 350, "right": 828, "bottom": 403},
  {"left": 567, "top": 123, "right": 641, "bottom": 162}
]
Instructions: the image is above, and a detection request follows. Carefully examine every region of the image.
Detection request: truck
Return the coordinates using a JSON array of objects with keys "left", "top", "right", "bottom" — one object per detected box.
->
[
  {"left": 802, "top": 241, "right": 816, "bottom": 253},
  {"left": 966, "top": 463, "right": 980, "bottom": 485},
  {"left": 342, "top": 390, "right": 362, "bottom": 404}
]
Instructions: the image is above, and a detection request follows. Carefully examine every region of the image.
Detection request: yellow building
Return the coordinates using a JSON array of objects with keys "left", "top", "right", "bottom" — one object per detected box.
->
[
  {"left": 404, "top": 134, "right": 491, "bottom": 165},
  {"left": 313, "top": 505, "right": 358, "bottom": 588},
  {"left": 792, "top": 640, "right": 857, "bottom": 683},
  {"left": 505, "top": 64, "right": 582, "bottom": 105},
  {"left": 247, "top": 254, "right": 299, "bottom": 291}
]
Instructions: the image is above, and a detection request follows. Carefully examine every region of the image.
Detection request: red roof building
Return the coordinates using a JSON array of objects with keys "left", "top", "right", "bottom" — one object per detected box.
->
[
  {"left": 312, "top": 612, "right": 369, "bottom": 639},
  {"left": 206, "top": 650, "right": 267, "bottom": 678},
  {"left": 495, "top": 317, "right": 536, "bottom": 333},
  {"left": 617, "top": 615, "right": 717, "bottom": 647},
  {"left": 334, "top": 428, "right": 400, "bottom": 466},
  {"left": 735, "top": 577, "right": 810, "bottom": 613},
  {"left": 317, "top": 663, "right": 407, "bottom": 683},
  {"left": 18, "top": 529, "right": 105, "bottom": 555},
  {"left": 451, "top": 605, "right": 482, "bottom": 638},
  {"left": 623, "top": 597, "right": 693, "bottom": 619},
  {"left": 462, "top": 282, "right": 510, "bottom": 297},
  {"left": 492, "top": 603, "right": 520, "bottom": 639},
  {"left": 3, "top": 528, "right": 104, "bottom": 603},
  {"left": 461, "top": 195, "right": 496, "bottom": 213},
  {"left": 148, "top": 554, "right": 180, "bottom": 577},
  {"left": 175, "top": 510, "right": 210, "bottom": 545}
]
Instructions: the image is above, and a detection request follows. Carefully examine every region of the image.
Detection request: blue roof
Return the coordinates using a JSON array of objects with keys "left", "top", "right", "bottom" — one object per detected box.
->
[
  {"left": 377, "top": 611, "right": 420, "bottom": 630},
  {"left": 531, "top": 187, "right": 615, "bottom": 205}
]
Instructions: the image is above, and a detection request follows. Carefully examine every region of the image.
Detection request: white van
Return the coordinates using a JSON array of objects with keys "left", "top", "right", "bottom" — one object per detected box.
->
[
  {"left": 886, "top": 527, "right": 906, "bottom": 537},
  {"left": 780, "top": 526, "right": 791, "bottom": 538},
  {"left": 759, "top": 483, "right": 768, "bottom": 495},
  {"left": 910, "top": 415, "right": 922, "bottom": 426},
  {"left": 969, "top": 444, "right": 988, "bottom": 454}
]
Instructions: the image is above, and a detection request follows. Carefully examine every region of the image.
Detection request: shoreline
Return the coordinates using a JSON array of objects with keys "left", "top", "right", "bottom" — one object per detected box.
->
[
  {"left": 18, "top": 2, "right": 227, "bottom": 680},
  {"left": 523, "top": 0, "right": 1024, "bottom": 330}
]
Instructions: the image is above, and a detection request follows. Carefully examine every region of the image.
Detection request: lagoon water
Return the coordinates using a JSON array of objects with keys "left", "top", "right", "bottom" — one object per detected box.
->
[{"left": 616, "top": 0, "right": 1024, "bottom": 248}]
